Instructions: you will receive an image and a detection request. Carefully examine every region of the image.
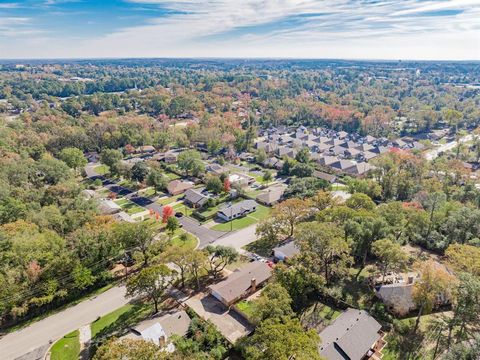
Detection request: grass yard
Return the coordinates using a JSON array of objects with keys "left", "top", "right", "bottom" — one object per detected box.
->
[
  {"left": 50, "top": 330, "right": 80, "bottom": 360},
  {"left": 172, "top": 202, "right": 193, "bottom": 217},
  {"left": 94, "top": 164, "right": 109, "bottom": 175},
  {"left": 91, "top": 303, "right": 151, "bottom": 340},
  {"left": 91, "top": 304, "right": 134, "bottom": 338},
  {"left": 114, "top": 198, "right": 145, "bottom": 215},
  {"left": 140, "top": 187, "right": 157, "bottom": 197},
  {"left": 301, "top": 302, "right": 342, "bottom": 331},
  {"left": 211, "top": 204, "right": 271, "bottom": 231},
  {"left": 236, "top": 300, "right": 255, "bottom": 320},
  {"left": 168, "top": 230, "right": 198, "bottom": 249},
  {"left": 164, "top": 171, "right": 181, "bottom": 181},
  {"left": 157, "top": 193, "right": 184, "bottom": 206}
]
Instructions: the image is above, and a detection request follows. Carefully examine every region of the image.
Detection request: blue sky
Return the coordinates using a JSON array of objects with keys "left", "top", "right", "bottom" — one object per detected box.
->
[{"left": 0, "top": 0, "right": 479, "bottom": 60}]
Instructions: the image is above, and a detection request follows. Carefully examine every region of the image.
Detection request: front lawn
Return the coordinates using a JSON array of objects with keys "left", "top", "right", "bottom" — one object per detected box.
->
[
  {"left": 211, "top": 204, "right": 271, "bottom": 231},
  {"left": 157, "top": 193, "right": 184, "bottom": 206},
  {"left": 50, "top": 330, "right": 80, "bottom": 360},
  {"left": 94, "top": 164, "right": 109, "bottom": 175},
  {"left": 114, "top": 199, "right": 145, "bottom": 215},
  {"left": 91, "top": 304, "right": 134, "bottom": 338},
  {"left": 168, "top": 230, "right": 198, "bottom": 249}
]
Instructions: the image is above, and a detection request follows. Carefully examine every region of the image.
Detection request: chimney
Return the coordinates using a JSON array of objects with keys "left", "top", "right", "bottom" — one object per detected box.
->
[
  {"left": 158, "top": 335, "right": 166, "bottom": 348},
  {"left": 251, "top": 278, "right": 257, "bottom": 293},
  {"left": 407, "top": 276, "right": 414, "bottom": 284}
]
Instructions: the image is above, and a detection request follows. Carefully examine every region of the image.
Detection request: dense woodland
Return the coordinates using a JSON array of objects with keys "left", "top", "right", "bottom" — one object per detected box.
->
[{"left": 0, "top": 60, "right": 479, "bottom": 359}]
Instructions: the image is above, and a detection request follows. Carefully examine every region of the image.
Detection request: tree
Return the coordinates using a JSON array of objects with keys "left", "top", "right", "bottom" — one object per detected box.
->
[
  {"left": 346, "top": 177, "right": 381, "bottom": 200},
  {"left": 164, "top": 246, "right": 191, "bottom": 288},
  {"left": 412, "top": 260, "right": 456, "bottom": 334},
  {"left": 242, "top": 317, "right": 321, "bottom": 360},
  {"left": 296, "top": 221, "right": 352, "bottom": 285},
  {"left": 372, "top": 239, "right": 408, "bottom": 282},
  {"left": 130, "top": 162, "right": 149, "bottom": 183},
  {"left": 291, "top": 162, "right": 314, "bottom": 178},
  {"left": 114, "top": 222, "right": 156, "bottom": 266},
  {"left": 162, "top": 205, "right": 174, "bottom": 223},
  {"left": 126, "top": 264, "right": 171, "bottom": 313},
  {"left": 251, "top": 283, "right": 293, "bottom": 324},
  {"left": 345, "top": 193, "right": 376, "bottom": 211},
  {"left": 443, "top": 335, "right": 480, "bottom": 360},
  {"left": 345, "top": 215, "right": 389, "bottom": 277},
  {"left": 255, "top": 148, "right": 267, "bottom": 164},
  {"left": 262, "top": 170, "right": 272, "bottom": 186},
  {"left": 206, "top": 176, "right": 223, "bottom": 194},
  {"left": 311, "top": 190, "right": 338, "bottom": 211},
  {"left": 205, "top": 245, "right": 238, "bottom": 279},
  {"left": 223, "top": 177, "right": 231, "bottom": 192},
  {"left": 100, "top": 149, "right": 122, "bottom": 175},
  {"left": 165, "top": 216, "right": 179, "bottom": 236},
  {"left": 445, "top": 244, "right": 480, "bottom": 276},
  {"left": 189, "top": 250, "right": 208, "bottom": 289},
  {"left": 58, "top": 147, "right": 86, "bottom": 172},
  {"left": 177, "top": 150, "right": 204, "bottom": 176},
  {"left": 94, "top": 339, "right": 169, "bottom": 360},
  {"left": 146, "top": 169, "right": 167, "bottom": 194},
  {"left": 284, "top": 177, "right": 328, "bottom": 199},
  {"left": 272, "top": 198, "right": 311, "bottom": 237},
  {"left": 295, "top": 148, "right": 310, "bottom": 163}
]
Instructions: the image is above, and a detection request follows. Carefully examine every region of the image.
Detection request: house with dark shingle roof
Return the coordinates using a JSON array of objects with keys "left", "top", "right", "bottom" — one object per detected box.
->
[
  {"left": 318, "top": 308, "right": 384, "bottom": 360},
  {"left": 184, "top": 188, "right": 209, "bottom": 208},
  {"left": 273, "top": 241, "right": 300, "bottom": 261},
  {"left": 167, "top": 180, "right": 194, "bottom": 195},
  {"left": 209, "top": 261, "right": 272, "bottom": 307}
]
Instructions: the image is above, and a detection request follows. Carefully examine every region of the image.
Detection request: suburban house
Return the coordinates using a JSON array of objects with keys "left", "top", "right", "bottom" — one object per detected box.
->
[
  {"left": 167, "top": 180, "right": 194, "bottom": 196},
  {"left": 98, "top": 199, "right": 122, "bottom": 215},
  {"left": 112, "top": 211, "right": 135, "bottom": 223},
  {"left": 135, "top": 145, "right": 156, "bottom": 154},
  {"left": 318, "top": 308, "right": 385, "bottom": 360},
  {"left": 272, "top": 241, "right": 300, "bottom": 261},
  {"left": 206, "top": 163, "right": 226, "bottom": 176},
  {"left": 209, "top": 261, "right": 273, "bottom": 307},
  {"left": 122, "top": 310, "right": 191, "bottom": 352},
  {"left": 376, "top": 283, "right": 416, "bottom": 316},
  {"left": 228, "top": 173, "right": 255, "bottom": 187},
  {"left": 312, "top": 170, "right": 337, "bottom": 183},
  {"left": 217, "top": 200, "right": 258, "bottom": 221},
  {"left": 184, "top": 188, "right": 209, "bottom": 208},
  {"left": 256, "top": 186, "right": 285, "bottom": 206},
  {"left": 164, "top": 150, "right": 180, "bottom": 164}
]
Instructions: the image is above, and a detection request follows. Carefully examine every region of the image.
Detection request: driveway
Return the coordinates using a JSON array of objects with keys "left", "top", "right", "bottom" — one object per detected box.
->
[
  {"left": 210, "top": 224, "right": 259, "bottom": 253},
  {"left": 179, "top": 217, "right": 225, "bottom": 247},
  {"left": 0, "top": 286, "right": 129, "bottom": 360},
  {"left": 185, "top": 293, "right": 252, "bottom": 343}
]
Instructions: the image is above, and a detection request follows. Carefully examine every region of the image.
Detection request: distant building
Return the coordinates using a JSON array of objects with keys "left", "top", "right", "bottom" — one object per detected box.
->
[
  {"left": 318, "top": 308, "right": 384, "bottom": 360},
  {"left": 209, "top": 261, "right": 272, "bottom": 307},
  {"left": 167, "top": 180, "right": 194, "bottom": 196},
  {"left": 98, "top": 199, "right": 122, "bottom": 215}
]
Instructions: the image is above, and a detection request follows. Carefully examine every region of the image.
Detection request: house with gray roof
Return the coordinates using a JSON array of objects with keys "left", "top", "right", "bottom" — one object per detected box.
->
[
  {"left": 313, "top": 170, "right": 337, "bottom": 183},
  {"left": 184, "top": 188, "right": 209, "bottom": 208},
  {"left": 256, "top": 186, "right": 285, "bottom": 206},
  {"left": 209, "top": 261, "right": 272, "bottom": 306},
  {"left": 273, "top": 241, "right": 300, "bottom": 261},
  {"left": 217, "top": 200, "right": 258, "bottom": 221},
  {"left": 376, "top": 283, "right": 416, "bottom": 316},
  {"left": 318, "top": 308, "right": 383, "bottom": 360}
]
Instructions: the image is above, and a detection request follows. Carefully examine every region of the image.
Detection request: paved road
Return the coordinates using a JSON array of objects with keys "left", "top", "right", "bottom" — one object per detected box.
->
[
  {"left": 0, "top": 286, "right": 129, "bottom": 360},
  {"left": 424, "top": 134, "right": 473, "bottom": 160}
]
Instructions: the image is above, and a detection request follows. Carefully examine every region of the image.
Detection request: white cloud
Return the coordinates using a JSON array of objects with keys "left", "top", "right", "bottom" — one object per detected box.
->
[{"left": 1, "top": 0, "right": 479, "bottom": 59}]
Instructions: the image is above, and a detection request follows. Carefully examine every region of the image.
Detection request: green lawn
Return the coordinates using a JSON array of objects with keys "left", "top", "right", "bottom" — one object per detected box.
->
[
  {"left": 157, "top": 193, "right": 184, "bottom": 206},
  {"left": 50, "top": 330, "right": 80, "bottom": 360},
  {"left": 91, "top": 304, "right": 134, "bottom": 338},
  {"left": 236, "top": 300, "right": 255, "bottom": 319},
  {"left": 301, "top": 303, "right": 342, "bottom": 330},
  {"left": 211, "top": 204, "right": 271, "bottom": 231},
  {"left": 140, "top": 187, "right": 157, "bottom": 197},
  {"left": 90, "top": 303, "right": 152, "bottom": 341},
  {"left": 114, "top": 198, "right": 145, "bottom": 215},
  {"left": 168, "top": 230, "right": 198, "bottom": 249},
  {"left": 164, "top": 171, "right": 181, "bottom": 181},
  {"left": 172, "top": 202, "right": 193, "bottom": 217},
  {"left": 94, "top": 164, "right": 109, "bottom": 175}
]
